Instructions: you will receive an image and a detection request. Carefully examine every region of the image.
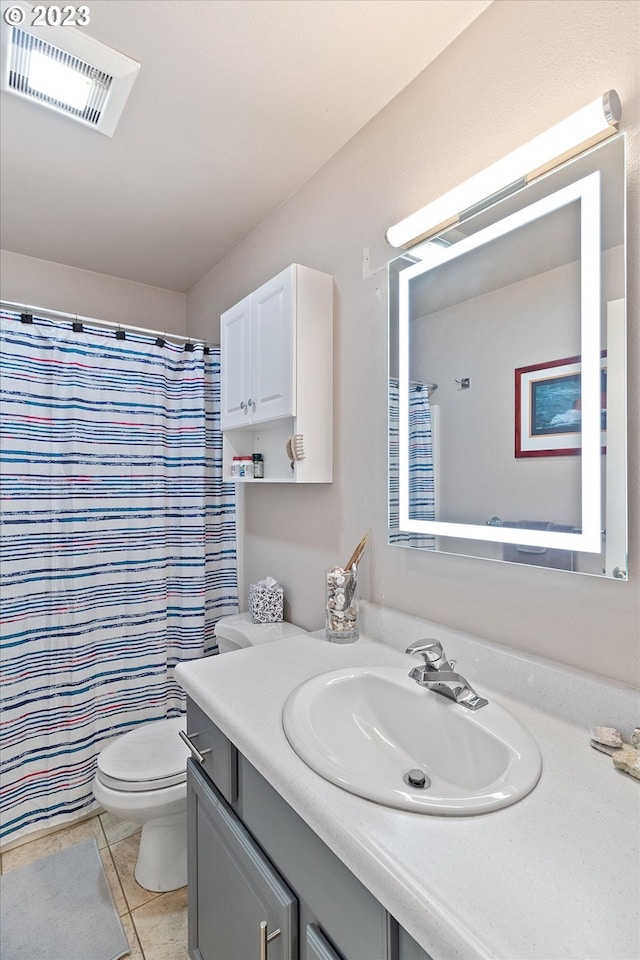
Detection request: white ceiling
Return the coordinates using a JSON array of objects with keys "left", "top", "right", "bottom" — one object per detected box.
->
[{"left": 0, "top": 0, "right": 491, "bottom": 292}]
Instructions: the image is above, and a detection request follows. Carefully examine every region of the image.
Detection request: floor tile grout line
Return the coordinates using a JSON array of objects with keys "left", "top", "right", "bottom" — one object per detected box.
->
[
  {"left": 108, "top": 832, "right": 161, "bottom": 914},
  {"left": 129, "top": 905, "right": 147, "bottom": 960},
  {"left": 102, "top": 842, "right": 128, "bottom": 914},
  {"left": 105, "top": 829, "right": 161, "bottom": 959},
  {"left": 129, "top": 910, "right": 146, "bottom": 960},
  {"left": 104, "top": 835, "right": 146, "bottom": 960}
]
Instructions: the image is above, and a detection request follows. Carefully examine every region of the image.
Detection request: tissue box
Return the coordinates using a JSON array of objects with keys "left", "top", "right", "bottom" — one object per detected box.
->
[{"left": 248, "top": 578, "right": 284, "bottom": 623}]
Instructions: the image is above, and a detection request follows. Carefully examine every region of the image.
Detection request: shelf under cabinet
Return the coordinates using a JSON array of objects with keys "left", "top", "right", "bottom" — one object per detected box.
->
[{"left": 222, "top": 417, "right": 330, "bottom": 484}]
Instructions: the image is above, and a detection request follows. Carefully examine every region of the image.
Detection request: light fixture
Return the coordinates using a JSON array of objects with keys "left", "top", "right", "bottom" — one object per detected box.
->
[
  {"left": 0, "top": 8, "right": 140, "bottom": 136},
  {"left": 397, "top": 172, "right": 602, "bottom": 553},
  {"left": 387, "top": 91, "right": 621, "bottom": 249},
  {"left": 28, "top": 49, "right": 93, "bottom": 111}
]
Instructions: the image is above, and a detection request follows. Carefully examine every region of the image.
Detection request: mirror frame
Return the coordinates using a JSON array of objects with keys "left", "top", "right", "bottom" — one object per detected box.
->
[
  {"left": 389, "top": 133, "right": 628, "bottom": 578},
  {"left": 398, "top": 172, "right": 602, "bottom": 553}
]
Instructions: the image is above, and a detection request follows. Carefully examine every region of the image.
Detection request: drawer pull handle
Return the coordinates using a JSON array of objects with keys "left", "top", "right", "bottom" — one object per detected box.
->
[
  {"left": 179, "top": 729, "right": 211, "bottom": 765},
  {"left": 259, "top": 920, "right": 281, "bottom": 960}
]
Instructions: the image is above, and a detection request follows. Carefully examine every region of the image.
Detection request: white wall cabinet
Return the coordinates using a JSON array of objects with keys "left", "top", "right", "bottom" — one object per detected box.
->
[
  {"left": 220, "top": 264, "right": 333, "bottom": 483},
  {"left": 221, "top": 271, "right": 294, "bottom": 428}
]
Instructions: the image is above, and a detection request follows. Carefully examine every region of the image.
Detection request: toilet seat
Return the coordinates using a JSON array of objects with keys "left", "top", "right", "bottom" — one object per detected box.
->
[{"left": 96, "top": 716, "right": 189, "bottom": 792}]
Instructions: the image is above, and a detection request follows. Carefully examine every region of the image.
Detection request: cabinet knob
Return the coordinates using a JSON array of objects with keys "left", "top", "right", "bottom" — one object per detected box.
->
[
  {"left": 259, "top": 920, "right": 281, "bottom": 960},
  {"left": 240, "top": 401, "right": 247, "bottom": 411},
  {"left": 248, "top": 398, "right": 256, "bottom": 409}
]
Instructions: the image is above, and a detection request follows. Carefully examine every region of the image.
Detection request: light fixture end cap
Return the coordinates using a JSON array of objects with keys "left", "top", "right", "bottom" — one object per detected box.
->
[{"left": 603, "top": 90, "right": 621, "bottom": 127}]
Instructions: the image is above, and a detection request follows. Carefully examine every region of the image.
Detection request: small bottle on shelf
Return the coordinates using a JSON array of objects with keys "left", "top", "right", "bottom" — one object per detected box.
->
[
  {"left": 252, "top": 453, "right": 264, "bottom": 478},
  {"left": 231, "top": 456, "right": 254, "bottom": 479},
  {"left": 238, "top": 456, "right": 253, "bottom": 478}
]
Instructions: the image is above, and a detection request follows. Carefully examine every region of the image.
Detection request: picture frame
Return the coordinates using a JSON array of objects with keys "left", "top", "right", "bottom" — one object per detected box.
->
[{"left": 515, "top": 354, "right": 606, "bottom": 458}]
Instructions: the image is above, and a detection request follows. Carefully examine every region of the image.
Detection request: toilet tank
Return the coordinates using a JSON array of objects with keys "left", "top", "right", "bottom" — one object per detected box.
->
[{"left": 214, "top": 612, "right": 309, "bottom": 654}]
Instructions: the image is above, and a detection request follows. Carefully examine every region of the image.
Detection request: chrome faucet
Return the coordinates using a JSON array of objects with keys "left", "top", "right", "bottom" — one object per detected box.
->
[{"left": 405, "top": 639, "right": 488, "bottom": 710}]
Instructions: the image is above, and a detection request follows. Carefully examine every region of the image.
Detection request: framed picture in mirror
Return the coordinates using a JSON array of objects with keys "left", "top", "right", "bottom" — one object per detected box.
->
[{"left": 515, "top": 355, "right": 607, "bottom": 458}]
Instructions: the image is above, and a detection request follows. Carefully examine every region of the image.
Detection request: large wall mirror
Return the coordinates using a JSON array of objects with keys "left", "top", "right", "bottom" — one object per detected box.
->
[{"left": 388, "top": 134, "right": 627, "bottom": 578}]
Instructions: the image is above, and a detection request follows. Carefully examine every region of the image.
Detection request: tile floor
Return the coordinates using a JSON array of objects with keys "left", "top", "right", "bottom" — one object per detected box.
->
[{"left": 0, "top": 813, "right": 189, "bottom": 960}]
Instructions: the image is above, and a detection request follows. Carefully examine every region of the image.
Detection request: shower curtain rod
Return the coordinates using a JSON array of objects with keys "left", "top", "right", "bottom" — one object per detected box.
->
[
  {"left": 0, "top": 299, "right": 208, "bottom": 347},
  {"left": 410, "top": 379, "right": 437, "bottom": 394}
]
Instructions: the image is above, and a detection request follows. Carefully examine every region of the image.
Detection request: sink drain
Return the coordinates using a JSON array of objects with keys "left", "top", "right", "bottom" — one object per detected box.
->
[{"left": 403, "top": 768, "right": 431, "bottom": 789}]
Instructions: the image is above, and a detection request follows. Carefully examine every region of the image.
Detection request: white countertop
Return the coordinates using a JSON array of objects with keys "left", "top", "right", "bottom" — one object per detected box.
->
[{"left": 176, "top": 624, "right": 639, "bottom": 960}]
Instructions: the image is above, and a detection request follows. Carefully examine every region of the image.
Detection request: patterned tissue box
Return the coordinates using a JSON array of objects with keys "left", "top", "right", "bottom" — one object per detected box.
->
[{"left": 248, "top": 579, "right": 284, "bottom": 623}]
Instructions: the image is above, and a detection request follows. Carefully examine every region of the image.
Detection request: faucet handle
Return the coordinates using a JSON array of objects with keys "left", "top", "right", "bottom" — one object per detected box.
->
[
  {"left": 405, "top": 639, "right": 451, "bottom": 669},
  {"left": 405, "top": 638, "right": 442, "bottom": 656}
]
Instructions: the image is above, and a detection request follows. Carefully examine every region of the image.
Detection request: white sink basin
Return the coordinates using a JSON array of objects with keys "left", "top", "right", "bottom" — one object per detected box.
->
[{"left": 282, "top": 666, "right": 542, "bottom": 815}]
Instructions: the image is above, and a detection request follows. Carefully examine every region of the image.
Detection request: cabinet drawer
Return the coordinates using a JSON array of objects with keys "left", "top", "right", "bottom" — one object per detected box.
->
[{"left": 185, "top": 698, "right": 237, "bottom": 804}]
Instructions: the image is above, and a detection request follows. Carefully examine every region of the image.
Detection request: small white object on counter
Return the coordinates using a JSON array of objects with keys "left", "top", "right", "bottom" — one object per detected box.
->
[
  {"left": 590, "top": 725, "right": 640, "bottom": 779},
  {"left": 612, "top": 744, "right": 640, "bottom": 779},
  {"left": 248, "top": 576, "right": 283, "bottom": 623},
  {"left": 590, "top": 725, "right": 623, "bottom": 747}
]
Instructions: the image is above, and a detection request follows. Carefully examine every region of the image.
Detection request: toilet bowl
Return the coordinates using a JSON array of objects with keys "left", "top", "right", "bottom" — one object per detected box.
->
[
  {"left": 92, "top": 613, "right": 308, "bottom": 891},
  {"left": 92, "top": 716, "right": 190, "bottom": 892}
]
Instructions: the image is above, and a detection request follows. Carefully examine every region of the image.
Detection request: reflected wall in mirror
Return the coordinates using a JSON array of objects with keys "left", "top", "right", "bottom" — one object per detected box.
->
[{"left": 388, "top": 135, "right": 627, "bottom": 579}]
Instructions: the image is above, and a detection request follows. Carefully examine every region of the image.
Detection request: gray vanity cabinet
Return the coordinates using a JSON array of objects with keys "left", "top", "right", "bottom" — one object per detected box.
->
[
  {"left": 306, "top": 923, "right": 344, "bottom": 960},
  {"left": 187, "top": 760, "right": 297, "bottom": 960},
  {"left": 186, "top": 698, "right": 433, "bottom": 960}
]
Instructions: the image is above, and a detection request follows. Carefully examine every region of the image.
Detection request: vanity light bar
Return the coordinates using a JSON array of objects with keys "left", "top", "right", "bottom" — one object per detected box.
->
[{"left": 386, "top": 91, "right": 621, "bottom": 249}]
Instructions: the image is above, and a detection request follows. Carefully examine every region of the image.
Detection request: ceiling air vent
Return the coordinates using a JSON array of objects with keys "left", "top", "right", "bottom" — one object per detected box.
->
[{"left": 0, "top": 9, "right": 140, "bottom": 136}]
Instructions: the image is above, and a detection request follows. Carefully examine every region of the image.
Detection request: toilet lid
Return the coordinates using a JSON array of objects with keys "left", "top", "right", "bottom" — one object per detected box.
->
[
  {"left": 215, "top": 612, "right": 308, "bottom": 648},
  {"left": 97, "top": 717, "right": 189, "bottom": 791}
]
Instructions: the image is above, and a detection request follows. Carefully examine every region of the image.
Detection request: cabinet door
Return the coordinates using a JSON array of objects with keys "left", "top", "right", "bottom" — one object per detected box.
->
[
  {"left": 250, "top": 267, "right": 295, "bottom": 424},
  {"left": 398, "top": 926, "right": 435, "bottom": 960},
  {"left": 305, "top": 924, "right": 345, "bottom": 960},
  {"left": 187, "top": 761, "right": 297, "bottom": 960},
  {"left": 220, "top": 296, "right": 252, "bottom": 429}
]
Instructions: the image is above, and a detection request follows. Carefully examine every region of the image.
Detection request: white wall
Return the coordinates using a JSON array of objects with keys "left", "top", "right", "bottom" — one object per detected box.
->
[
  {"left": 414, "top": 259, "right": 583, "bottom": 527},
  {"left": 187, "top": 0, "right": 640, "bottom": 686},
  {"left": 1, "top": 249, "right": 186, "bottom": 333}
]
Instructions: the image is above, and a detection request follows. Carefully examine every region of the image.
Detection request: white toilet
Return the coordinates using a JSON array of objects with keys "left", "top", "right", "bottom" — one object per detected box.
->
[{"left": 92, "top": 613, "right": 308, "bottom": 891}]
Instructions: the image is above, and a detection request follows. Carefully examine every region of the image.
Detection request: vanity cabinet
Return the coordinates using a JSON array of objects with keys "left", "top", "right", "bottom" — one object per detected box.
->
[
  {"left": 306, "top": 924, "right": 344, "bottom": 960},
  {"left": 220, "top": 264, "right": 333, "bottom": 483},
  {"left": 186, "top": 698, "right": 433, "bottom": 960}
]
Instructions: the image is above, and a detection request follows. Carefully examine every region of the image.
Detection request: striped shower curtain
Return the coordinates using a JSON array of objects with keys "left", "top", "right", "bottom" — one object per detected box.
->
[
  {"left": 388, "top": 377, "right": 436, "bottom": 548},
  {"left": 0, "top": 311, "right": 238, "bottom": 844}
]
